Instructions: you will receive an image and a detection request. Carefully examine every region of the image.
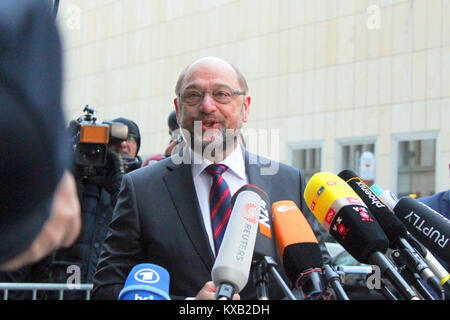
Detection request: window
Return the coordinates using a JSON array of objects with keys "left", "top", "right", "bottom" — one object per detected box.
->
[
  {"left": 288, "top": 142, "right": 322, "bottom": 183},
  {"left": 396, "top": 138, "right": 436, "bottom": 198},
  {"left": 337, "top": 138, "right": 376, "bottom": 185},
  {"left": 391, "top": 132, "right": 439, "bottom": 198}
]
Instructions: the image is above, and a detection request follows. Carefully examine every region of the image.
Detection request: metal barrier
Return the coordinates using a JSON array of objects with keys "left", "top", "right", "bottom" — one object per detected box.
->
[{"left": 0, "top": 283, "right": 93, "bottom": 300}]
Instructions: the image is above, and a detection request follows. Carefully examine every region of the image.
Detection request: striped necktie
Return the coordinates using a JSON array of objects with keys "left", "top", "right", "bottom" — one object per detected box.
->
[{"left": 205, "top": 164, "right": 232, "bottom": 254}]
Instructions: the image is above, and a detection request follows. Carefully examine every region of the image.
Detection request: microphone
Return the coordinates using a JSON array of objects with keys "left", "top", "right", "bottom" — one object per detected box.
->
[
  {"left": 304, "top": 172, "right": 419, "bottom": 300},
  {"left": 272, "top": 200, "right": 346, "bottom": 300},
  {"left": 393, "top": 196, "right": 450, "bottom": 266},
  {"left": 118, "top": 264, "right": 171, "bottom": 300},
  {"left": 338, "top": 170, "right": 443, "bottom": 298},
  {"left": 211, "top": 184, "right": 261, "bottom": 300},
  {"left": 248, "top": 185, "right": 278, "bottom": 300},
  {"left": 370, "top": 184, "right": 450, "bottom": 292}
]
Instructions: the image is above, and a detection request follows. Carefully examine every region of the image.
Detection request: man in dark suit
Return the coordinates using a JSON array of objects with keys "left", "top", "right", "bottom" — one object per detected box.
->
[{"left": 92, "top": 57, "right": 330, "bottom": 300}]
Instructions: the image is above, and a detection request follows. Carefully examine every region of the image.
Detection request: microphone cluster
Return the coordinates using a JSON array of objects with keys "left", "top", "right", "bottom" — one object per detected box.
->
[{"left": 119, "top": 173, "right": 450, "bottom": 300}]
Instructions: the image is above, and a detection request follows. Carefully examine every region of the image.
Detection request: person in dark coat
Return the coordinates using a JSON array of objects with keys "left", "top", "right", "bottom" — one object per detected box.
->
[{"left": 0, "top": 0, "right": 81, "bottom": 298}]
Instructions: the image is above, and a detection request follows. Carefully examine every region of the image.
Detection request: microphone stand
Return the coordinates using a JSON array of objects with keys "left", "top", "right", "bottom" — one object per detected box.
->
[
  {"left": 253, "top": 261, "right": 270, "bottom": 300},
  {"left": 260, "top": 256, "right": 297, "bottom": 300},
  {"left": 379, "top": 279, "right": 398, "bottom": 300},
  {"left": 322, "top": 264, "right": 349, "bottom": 300},
  {"left": 391, "top": 250, "right": 436, "bottom": 300},
  {"left": 369, "top": 251, "right": 420, "bottom": 300}
]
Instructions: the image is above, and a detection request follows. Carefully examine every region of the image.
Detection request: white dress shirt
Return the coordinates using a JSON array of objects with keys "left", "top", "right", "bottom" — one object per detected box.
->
[{"left": 190, "top": 145, "right": 248, "bottom": 256}]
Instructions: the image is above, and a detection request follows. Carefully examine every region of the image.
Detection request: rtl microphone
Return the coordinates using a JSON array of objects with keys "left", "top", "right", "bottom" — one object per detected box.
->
[
  {"left": 118, "top": 263, "right": 171, "bottom": 300},
  {"left": 252, "top": 186, "right": 278, "bottom": 263},
  {"left": 370, "top": 184, "right": 450, "bottom": 292},
  {"left": 272, "top": 200, "right": 339, "bottom": 300},
  {"left": 338, "top": 170, "right": 443, "bottom": 298},
  {"left": 211, "top": 184, "right": 261, "bottom": 300},
  {"left": 248, "top": 185, "right": 278, "bottom": 300},
  {"left": 304, "top": 172, "right": 419, "bottom": 300},
  {"left": 394, "top": 197, "right": 450, "bottom": 266}
]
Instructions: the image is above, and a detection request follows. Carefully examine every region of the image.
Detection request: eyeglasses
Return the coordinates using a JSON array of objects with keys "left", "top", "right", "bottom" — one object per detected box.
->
[
  {"left": 179, "top": 86, "right": 245, "bottom": 106},
  {"left": 127, "top": 134, "right": 137, "bottom": 142}
]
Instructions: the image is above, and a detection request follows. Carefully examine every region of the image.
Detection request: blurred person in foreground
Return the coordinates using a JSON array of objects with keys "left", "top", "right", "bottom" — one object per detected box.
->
[{"left": 0, "top": 0, "right": 81, "bottom": 275}]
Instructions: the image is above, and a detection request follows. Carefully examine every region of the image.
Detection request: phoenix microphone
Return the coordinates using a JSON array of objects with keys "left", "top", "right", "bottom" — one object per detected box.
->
[
  {"left": 338, "top": 170, "right": 443, "bottom": 298},
  {"left": 304, "top": 172, "right": 419, "bottom": 300},
  {"left": 211, "top": 184, "right": 261, "bottom": 300},
  {"left": 118, "top": 264, "right": 171, "bottom": 300},
  {"left": 370, "top": 184, "right": 450, "bottom": 291},
  {"left": 394, "top": 197, "right": 450, "bottom": 266},
  {"left": 272, "top": 200, "right": 340, "bottom": 300}
]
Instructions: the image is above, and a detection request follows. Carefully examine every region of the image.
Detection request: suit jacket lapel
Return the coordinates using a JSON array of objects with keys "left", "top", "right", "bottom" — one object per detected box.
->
[
  {"left": 162, "top": 159, "right": 216, "bottom": 271},
  {"left": 245, "top": 150, "right": 273, "bottom": 202}
]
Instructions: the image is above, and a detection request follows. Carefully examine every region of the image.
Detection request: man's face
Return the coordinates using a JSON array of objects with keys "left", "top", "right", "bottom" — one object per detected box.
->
[
  {"left": 110, "top": 136, "right": 138, "bottom": 158},
  {"left": 174, "top": 59, "right": 250, "bottom": 159}
]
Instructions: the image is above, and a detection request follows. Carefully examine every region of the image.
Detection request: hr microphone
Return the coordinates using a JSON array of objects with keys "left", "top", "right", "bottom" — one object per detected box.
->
[
  {"left": 118, "top": 264, "right": 171, "bottom": 300},
  {"left": 394, "top": 197, "right": 450, "bottom": 266},
  {"left": 338, "top": 170, "right": 443, "bottom": 298},
  {"left": 304, "top": 172, "right": 419, "bottom": 300},
  {"left": 211, "top": 184, "right": 261, "bottom": 300},
  {"left": 370, "top": 184, "right": 450, "bottom": 291},
  {"left": 272, "top": 200, "right": 342, "bottom": 300}
]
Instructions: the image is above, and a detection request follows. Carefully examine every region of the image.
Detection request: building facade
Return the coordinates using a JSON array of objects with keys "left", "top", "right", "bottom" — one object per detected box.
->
[{"left": 57, "top": 0, "right": 450, "bottom": 197}]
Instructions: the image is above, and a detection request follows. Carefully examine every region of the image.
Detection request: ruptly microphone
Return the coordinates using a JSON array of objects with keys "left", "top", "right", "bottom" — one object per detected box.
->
[
  {"left": 394, "top": 197, "right": 450, "bottom": 266},
  {"left": 338, "top": 170, "right": 443, "bottom": 298},
  {"left": 370, "top": 184, "right": 450, "bottom": 291},
  {"left": 272, "top": 200, "right": 340, "bottom": 300},
  {"left": 304, "top": 172, "right": 419, "bottom": 300},
  {"left": 211, "top": 184, "right": 261, "bottom": 300},
  {"left": 118, "top": 264, "right": 171, "bottom": 300}
]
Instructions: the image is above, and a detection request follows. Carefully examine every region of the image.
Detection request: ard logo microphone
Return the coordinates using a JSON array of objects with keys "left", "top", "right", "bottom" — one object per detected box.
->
[{"left": 118, "top": 264, "right": 171, "bottom": 300}]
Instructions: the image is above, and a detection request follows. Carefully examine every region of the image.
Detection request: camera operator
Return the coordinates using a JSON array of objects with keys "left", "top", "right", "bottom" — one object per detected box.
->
[
  {"left": 109, "top": 117, "right": 143, "bottom": 171},
  {"left": 43, "top": 117, "right": 142, "bottom": 299}
]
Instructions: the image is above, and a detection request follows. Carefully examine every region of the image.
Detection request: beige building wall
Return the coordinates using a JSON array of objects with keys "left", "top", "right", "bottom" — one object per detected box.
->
[{"left": 56, "top": 0, "right": 450, "bottom": 192}]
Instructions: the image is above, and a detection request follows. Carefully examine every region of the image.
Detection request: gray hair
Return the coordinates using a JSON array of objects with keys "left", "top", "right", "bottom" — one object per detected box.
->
[{"left": 174, "top": 59, "right": 249, "bottom": 98}]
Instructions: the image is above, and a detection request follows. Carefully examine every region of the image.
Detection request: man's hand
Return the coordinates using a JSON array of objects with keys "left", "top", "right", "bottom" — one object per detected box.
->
[
  {"left": 0, "top": 171, "right": 81, "bottom": 271},
  {"left": 194, "top": 281, "right": 240, "bottom": 300}
]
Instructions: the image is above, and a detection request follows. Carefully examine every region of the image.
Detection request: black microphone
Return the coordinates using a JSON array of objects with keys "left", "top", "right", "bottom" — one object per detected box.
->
[
  {"left": 394, "top": 197, "right": 450, "bottom": 266},
  {"left": 272, "top": 200, "right": 343, "bottom": 300},
  {"left": 371, "top": 184, "right": 450, "bottom": 293},
  {"left": 338, "top": 170, "right": 443, "bottom": 299},
  {"left": 245, "top": 184, "right": 276, "bottom": 300},
  {"left": 304, "top": 172, "right": 419, "bottom": 300}
]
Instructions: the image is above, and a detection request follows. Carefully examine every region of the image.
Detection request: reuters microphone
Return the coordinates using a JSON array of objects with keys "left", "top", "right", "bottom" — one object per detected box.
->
[
  {"left": 211, "top": 184, "right": 261, "bottom": 300},
  {"left": 272, "top": 200, "right": 348, "bottom": 300},
  {"left": 304, "top": 172, "right": 419, "bottom": 300},
  {"left": 338, "top": 170, "right": 443, "bottom": 298},
  {"left": 118, "top": 264, "right": 170, "bottom": 300}
]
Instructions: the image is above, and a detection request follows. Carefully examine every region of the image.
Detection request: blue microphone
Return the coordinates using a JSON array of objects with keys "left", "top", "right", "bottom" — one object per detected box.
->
[{"left": 118, "top": 263, "right": 171, "bottom": 300}]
